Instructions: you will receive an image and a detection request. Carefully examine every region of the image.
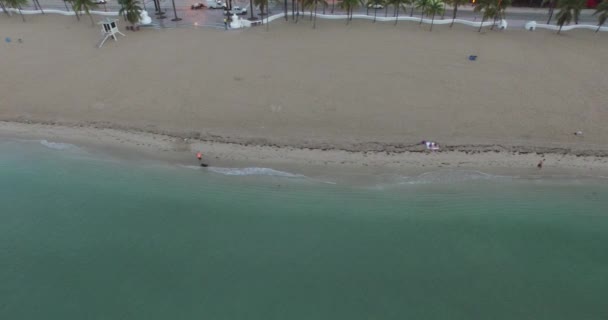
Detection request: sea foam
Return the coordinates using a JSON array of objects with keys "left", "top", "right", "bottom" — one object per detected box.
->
[
  {"left": 207, "top": 167, "right": 306, "bottom": 178},
  {"left": 404, "top": 169, "right": 512, "bottom": 184},
  {"left": 39, "top": 140, "right": 77, "bottom": 151}
]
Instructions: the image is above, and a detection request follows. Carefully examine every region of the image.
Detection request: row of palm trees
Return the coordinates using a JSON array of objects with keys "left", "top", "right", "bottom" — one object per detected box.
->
[
  {"left": 0, "top": 0, "right": 144, "bottom": 26},
  {"left": 1, "top": 0, "right": 606, "bottom": 31},
  {"left": 289, "top": 0, "right": 508, "bottom": 31},
  {"left": 277, "top": 0, "right": 607, "bottom": 32}
]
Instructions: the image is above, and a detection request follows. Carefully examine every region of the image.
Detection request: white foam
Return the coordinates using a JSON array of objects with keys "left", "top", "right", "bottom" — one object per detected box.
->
[
  {"left": 40, "top": 140, "right": 77, "bottom": 151},
  {"left": 208, "top": 167, "right": 306, "bottom": 178},
  {"left": 403, "top": 169, "right": 512, "bottom": 185}
]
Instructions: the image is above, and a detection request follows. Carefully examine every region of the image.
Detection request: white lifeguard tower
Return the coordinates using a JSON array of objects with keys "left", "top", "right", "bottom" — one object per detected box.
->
[{"left": 97, "top": 18, "right": 125, "bottom": 48}]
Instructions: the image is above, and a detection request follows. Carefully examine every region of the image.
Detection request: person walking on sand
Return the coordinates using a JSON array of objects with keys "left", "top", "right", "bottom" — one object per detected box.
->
[
  {"left": 224, "top": 18, "right": 228, "bottom": 30},
  {"left": 537, "top": 159, "right": 545, "bottom": 169}
]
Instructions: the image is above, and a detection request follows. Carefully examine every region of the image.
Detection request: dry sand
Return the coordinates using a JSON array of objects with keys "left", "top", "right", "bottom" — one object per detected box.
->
[{"left": 1, "top": 15, "right": 607, "bottom": 176}]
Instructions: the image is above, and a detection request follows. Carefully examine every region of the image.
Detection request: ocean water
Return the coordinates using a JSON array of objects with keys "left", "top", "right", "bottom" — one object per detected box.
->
[{"left": 1, "top": 139, "right": 607, "bottom": 320}]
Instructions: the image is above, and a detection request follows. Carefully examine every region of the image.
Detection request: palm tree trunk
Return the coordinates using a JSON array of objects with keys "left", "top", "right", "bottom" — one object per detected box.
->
[
  {"left": 250, "top": 0, "right": 254, "bottom": 19},
  {"left": 285, "top": 0, "right": 288, "bottom": 20},
  {"left": 88, "top": 9, "right": 95, "bottom": 26},
  {"left": 546, "top": 2, "right": 553, "bottom": 24},
  {"left": 35, "top": 0, "right": 45, "bottom": 14},
  {"left": 0, "top": 1, "right": 10, "bottom": 16},
  {"left": 478, "top": 16, "right": 484, "bottom": 32},
  {"left": 394, "top": 4, "right": 399, "bottom": 24},
  {"left": 17, "top": 5, "right": 25, "bottom": 22},
  {"left": 419, "top": 5, "right": 425, "bottom": 24},
  {"left": 597, "top": 23, "right": 602, "bottom": 32},
  {"left": 346, "top": 5, "right": 349, "bottom": 23},
  {"left": 385, "top": 5, "right": 388, "bottom": 17},
  {"left": 310, "top": 3, "right": 313, "bottom": 20},
  {"left": 331, "top": 0, "right": 334, "bottom": 13},
  {"left": 430, "top": 12, "right": 435, "bottom": 30},
  {"left": 450, "top": 5, "right": 457, "bottom": 27},
  {"left": 441, "top": 2, "right": 445, "bottom": 19},
  {"left": 491, "top": 13, "right": 497, "bottom": 30},
  {"left": 63, "top": 0, "right": 69, "bottom": 11},
  {"left": 374, "top": 4, "right": 377, "bottom": 21},
  {"left": 409, "top": 6, "right": 413, "bottom": 16},
  {"left": 313, "top": 0, "right": 317, "bottom": 28},
  {"left": 557, "top": 23, "right": 562, "bottom": 33}
]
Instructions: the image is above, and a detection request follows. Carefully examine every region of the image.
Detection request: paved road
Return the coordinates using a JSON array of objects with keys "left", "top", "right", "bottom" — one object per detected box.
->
[{"left": 15, "top": 0, "right": 599, "bottom": 28}]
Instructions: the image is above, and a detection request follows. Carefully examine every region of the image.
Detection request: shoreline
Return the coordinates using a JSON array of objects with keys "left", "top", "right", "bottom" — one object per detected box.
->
[
  {"left": 3, "top": 121, "right": 608, "bottom": 183},
  {"left": 2, "top": 16, "right": 607, "bottom": 184}
]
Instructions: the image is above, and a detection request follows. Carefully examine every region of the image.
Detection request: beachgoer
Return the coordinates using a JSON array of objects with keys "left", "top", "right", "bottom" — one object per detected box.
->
[
  {"left": 224, "top": 18, "right": 228, "bottom": 30},
  {"left": 537, "top": 159, "right": 544, "bottom": 169},
  {"left": 196, "top": 152, "right": 202, "bottom": 162}
]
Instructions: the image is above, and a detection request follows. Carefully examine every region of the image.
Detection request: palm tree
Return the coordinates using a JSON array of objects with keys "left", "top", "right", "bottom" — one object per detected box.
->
[
  {"left": 492, "top": 0, "right": 511, "bottom": 29},
  {"left": 119, "top": 0, "right": 142, "bottom": 28},
  {"left": 594, "top": 0, "right": 608, "bottom": 32},
  {"left": 499, "top": 0, "right": 511, "bottom": 19},
  {"left": 368, "top": 0, "right": 384, "bottom": 21},
  {"left": 555, "top": 0, "right": 583, "bottom": 33},
  {"left": 308, "top": 0, "right": 328, "bottom": 27},
  {"left": 473, "top": 0, "right": 497, "bottom": 32},
  {"left": 573, "top": 0, "right": 584, "bottom": 24},
  {"left": 415, "top": 0, "right": 430, "bottom": 24},
  {"left": 73, "top": 0, "right": 98, "bottom": 25},
  {"left": 446, "top": 0, "right": 468, "bottom": 27},
  {"left": 3, "top": 0, "right": 28, "bottom": 21},
  {"left": 390, "top": 0, "right": 404, "bottom": 23},
  {"left": 32, "top": 0, "right": 44, "bottom": 14},
  {"left": 0, "top": 0, "right": 11, "bottom": 17},
  {"left": 425, "top": 0, "right": 443, "bottom": 30},
  {"left": 254, "top": 0, "right": 268, "bottom": 16},
  {"left": 64, "top": 0, "right": 81, "bottom": 20},
  {"left": 543, "top": 0, "right": 557, "bottom": 24},
  {"left": 340, "top": 0, "right": 359, "bottom": 23}
]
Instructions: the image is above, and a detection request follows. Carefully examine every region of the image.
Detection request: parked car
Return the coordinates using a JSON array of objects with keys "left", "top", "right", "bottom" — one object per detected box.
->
[
  {"left": 191, "top": 2, "right": 205, "bottom": 9},
  {"left": 367, "top": 3, "right": 384, "bottom": 9},
  {"left": 227, "top": 6, "right": 248, "bottom": 15},
  {"left": 191, "top": 0, "right": 226, "bottom": 9}
]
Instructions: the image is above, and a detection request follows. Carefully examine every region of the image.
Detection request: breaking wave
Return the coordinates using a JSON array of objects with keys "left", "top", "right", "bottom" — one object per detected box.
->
[{"left": 40, "top": 140, "right": 77, "bottom": 151}]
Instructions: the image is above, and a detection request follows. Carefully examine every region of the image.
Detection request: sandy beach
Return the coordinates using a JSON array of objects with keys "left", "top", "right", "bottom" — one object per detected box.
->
[{"left": 1, "top": 15, "right": 607, "bottom": 176}]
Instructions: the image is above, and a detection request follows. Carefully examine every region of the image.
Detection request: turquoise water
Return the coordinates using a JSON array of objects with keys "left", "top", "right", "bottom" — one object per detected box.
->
[{"left": 1, "top": 139, "right": 607, "bottom": 320}]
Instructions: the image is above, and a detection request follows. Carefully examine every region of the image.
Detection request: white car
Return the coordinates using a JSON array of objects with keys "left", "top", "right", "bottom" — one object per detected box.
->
[
  {"left": 227, "top": 6, "right": 248, "bottom": 15},
  {"left": 367, "top": 3, "right": 384, "bottom": 9}
]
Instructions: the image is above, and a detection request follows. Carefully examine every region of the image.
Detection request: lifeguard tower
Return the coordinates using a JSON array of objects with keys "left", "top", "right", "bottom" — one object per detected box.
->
[{"left": 97, "top": 18, "right": 125, "bottom": 48}]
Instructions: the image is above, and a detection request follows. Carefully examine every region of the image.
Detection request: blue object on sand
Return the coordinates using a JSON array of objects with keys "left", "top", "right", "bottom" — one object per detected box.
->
[
  {"left": 469, "top": 55, "right": 478, "bottom": 61},
  {"left": 5, "top": 37, "right": 11, "bottom": 43}
]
